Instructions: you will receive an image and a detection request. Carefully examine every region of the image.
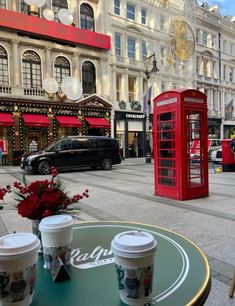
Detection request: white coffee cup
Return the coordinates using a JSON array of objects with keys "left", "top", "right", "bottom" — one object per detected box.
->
[
  {"left": 39, "top": 214, "right": 74, "bottom": 270},
  {"left": 0, "top": 233, "right": 40, "bottom": 306},
  {"left": 111, "top": 231, "right": 157, "bottom": 306}
]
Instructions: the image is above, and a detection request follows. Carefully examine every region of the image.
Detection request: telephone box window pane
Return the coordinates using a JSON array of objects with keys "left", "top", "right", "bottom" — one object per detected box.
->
[
  {"left": 187, "top": 110, "right": 204, "bottom": 187},
  {"left": 157, "top": 111, "right": 176, "bottom": 188}
]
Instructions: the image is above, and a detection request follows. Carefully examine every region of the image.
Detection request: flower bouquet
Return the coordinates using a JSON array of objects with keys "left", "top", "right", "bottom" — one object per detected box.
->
[{"left": 2, "top": 167, "right": 89, "bottom": 221}]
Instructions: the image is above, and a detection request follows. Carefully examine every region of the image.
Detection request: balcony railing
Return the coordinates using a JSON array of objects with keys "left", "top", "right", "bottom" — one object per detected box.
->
[{"left": 23, "top": 88, "right": 46, "bottom": 97}]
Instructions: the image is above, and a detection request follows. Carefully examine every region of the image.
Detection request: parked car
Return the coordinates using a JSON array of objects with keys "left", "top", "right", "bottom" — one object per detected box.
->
[
  {"left": 21, "top": 136, "right": 122, "bottom": 174},
  {"left": 210, "top": 146, "right": 222, "bottom": 163},
  {"left": 190, "top": 139, "right": 221, "bottom": 161}
]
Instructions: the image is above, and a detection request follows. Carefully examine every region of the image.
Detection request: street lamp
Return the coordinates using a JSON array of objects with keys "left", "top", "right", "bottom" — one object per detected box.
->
[{"left": 145, "top": 53, "right": 159, "bottom": 163}]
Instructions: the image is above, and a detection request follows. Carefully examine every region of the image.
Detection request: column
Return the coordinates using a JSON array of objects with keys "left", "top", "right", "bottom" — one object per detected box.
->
[
  {"left": 12, "top": 40, "right": 20, "bottom": 87},
  {"left": 112, "top": 66, "right": 117, "bottom": 102},
  {"left": 72, "top": 52, "right": 80, "bottom": 80},
  {"left": 100, "top": 57, "right": 108, "bottom": 95},
  {"left": 123, "top": 68, "right": 129, "bottom": 103},
  {"left": 45, "top": 46, "right": 52, "bottom": 78},
  {"left": 138, "top": 74, "right": 144, "bottom": 108}
]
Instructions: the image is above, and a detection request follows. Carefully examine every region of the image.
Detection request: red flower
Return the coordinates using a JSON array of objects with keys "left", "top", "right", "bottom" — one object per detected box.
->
[
  {"left": 17, "top": 194, "right": 44, "bottom": 220},
  {"left": 41, "top": 190, "right": 67, "bottom": 211}
]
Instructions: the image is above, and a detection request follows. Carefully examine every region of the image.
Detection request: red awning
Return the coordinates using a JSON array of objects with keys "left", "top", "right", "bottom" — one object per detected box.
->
[
  {"left": 55, "top": 115, "right": 82, "bottom": 128},
  {"left": 0, "top": 113, "right": 14, "bottom": 126},
  {"left": 22, "top": 114, "right": 50, "bottom": 127},
  {"left": 85, "top": 117, "right": 110, "bottom": 128}
]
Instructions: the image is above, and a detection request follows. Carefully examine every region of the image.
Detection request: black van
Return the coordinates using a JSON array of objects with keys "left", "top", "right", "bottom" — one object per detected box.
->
[{"left": 21, "top": 136, "right": 121, "bottom": 174}]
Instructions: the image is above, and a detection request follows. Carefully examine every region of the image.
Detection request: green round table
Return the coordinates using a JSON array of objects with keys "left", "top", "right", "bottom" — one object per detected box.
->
[{"left": 32, "top": 221, "right": 211, "bottom": 306}]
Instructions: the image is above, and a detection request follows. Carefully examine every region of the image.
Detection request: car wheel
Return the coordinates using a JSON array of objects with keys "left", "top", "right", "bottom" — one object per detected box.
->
[
  {"left": 37, "top": 160, "right": 51, "bottom": 175},
  {"left": 101, "top": 158, "right": 112, "bottom": 170}
]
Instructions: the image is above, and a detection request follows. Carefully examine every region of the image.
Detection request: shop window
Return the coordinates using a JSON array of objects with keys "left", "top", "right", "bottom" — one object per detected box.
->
[
  {"left": 0, "top": 0, "right": 6, "bottom": 9},
  {"left": 54, "top": 56, "right": 71, "bottom": 88},
  {"left": 22, "top": 50, "right": 42, "bottom": 89},
  {"left": 82, "top": 61, "right": 96, "bottom": 95},
  {"left": 80, "top": 3, "right": 95, "bottom": 31},
  {"left": 52, "top": 0, "right": 68, "bottom": 22},
  {"left": 0, "top": 46, "right": 9, "bottom": 86}
]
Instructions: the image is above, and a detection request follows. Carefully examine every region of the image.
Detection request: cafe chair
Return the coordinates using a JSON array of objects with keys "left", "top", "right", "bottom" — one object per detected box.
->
[{"left": 229, "top": 270, "right": 235, "bottom": 298}]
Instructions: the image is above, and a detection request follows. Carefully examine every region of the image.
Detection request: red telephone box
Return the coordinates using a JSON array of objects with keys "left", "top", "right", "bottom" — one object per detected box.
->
[{"left": 153, "top": 89, "right": 208, "bottom": 201}]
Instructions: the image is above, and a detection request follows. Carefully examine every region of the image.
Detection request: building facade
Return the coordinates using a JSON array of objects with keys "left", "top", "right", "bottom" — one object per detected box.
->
[{"left": 0, "top": 0, "right": 235, "bottom": 163}]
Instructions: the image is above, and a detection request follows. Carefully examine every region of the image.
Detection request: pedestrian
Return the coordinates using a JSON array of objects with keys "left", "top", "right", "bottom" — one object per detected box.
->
[
  {"left": 0, "top": 146, "right": 2, "bottom": 167},
  {"left": 29, "top": 140, "right": 38, "bottom": 153},
  {"left": 230, "top": 136, "right": 235, "bottom": 160}
]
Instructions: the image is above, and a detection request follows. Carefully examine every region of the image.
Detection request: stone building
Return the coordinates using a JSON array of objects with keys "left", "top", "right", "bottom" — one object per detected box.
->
[{"left": 0, "top": 0, "right": 111, "bottom": 163}]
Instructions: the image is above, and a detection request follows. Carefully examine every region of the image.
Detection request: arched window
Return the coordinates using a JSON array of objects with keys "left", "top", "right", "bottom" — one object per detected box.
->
[
  {"left": 22, "top": 51, "right": 42, "bottom": 88},
  {"left": 0, "top": 0, "right": 6, "bottom": 9},
  {"left": 80, "top": 3, "right": 95, "bottom": 31},
  {"left": 52, "top": 0, "right": 68, "bottom": 22},
  {"left": 82, "top": 61, "right": 96, "bottom": 94},
  {"left": 54, "top": 56, "right": 71, "bottom": 86},
  {"left": 0, "top": 46, "right": 9, "bottom": 86}
]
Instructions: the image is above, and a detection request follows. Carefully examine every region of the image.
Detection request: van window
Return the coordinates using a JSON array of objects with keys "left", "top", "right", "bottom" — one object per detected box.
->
[
  {"left": 97, "top": 139, "right": 116, "bottom": 148},
  {"left": 71, "top": 139, "right": 96, "bottom": 149},
  {"left": 54, "top": 139, "right": 72, "bottom": 151}
]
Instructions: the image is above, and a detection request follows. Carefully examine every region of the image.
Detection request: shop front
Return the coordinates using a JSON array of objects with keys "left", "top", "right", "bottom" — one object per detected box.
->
[
  {"left": 114, "top": 111, "right": 146, "bottom": 159},
  {"left": 0, "top": 96, "right": 111, "bottom": 165}
]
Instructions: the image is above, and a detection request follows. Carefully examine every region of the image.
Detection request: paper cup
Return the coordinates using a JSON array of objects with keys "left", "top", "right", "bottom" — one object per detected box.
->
[
  {"left": 0, "top": 233, "right": 40, "bottom": 306},
  {"left": 39, "top": 214, "right": 74, "bottom": 270},
  {"left": 111, "top": 231, "right": 157, "bottom": 306}
]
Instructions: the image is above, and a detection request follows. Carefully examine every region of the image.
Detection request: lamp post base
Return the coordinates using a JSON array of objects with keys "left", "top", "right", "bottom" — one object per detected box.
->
[{"left": 146, "top": 154, "right": 152, "bottom": 163}]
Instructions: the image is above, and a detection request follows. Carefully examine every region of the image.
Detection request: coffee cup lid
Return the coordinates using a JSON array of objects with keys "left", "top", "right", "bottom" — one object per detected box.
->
[
  {"left": 39, "top": 214, "right": 74, "bottom": 232},
  {"left": 111, "top": 231, "right": 157, "bottom": 258},
  {"left": 0, "top": 233, "right": 40, "bottom": 259}
]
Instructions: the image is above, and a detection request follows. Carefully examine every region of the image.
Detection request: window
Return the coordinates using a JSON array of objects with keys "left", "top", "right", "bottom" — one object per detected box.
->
[
  {"left": 223, "top": 65, "right": 226, "bottom": 80},
  {"left": 128, "top": 76, "right": 136, "bottom": 101},
  {"left": 142, "top": 41, "right": 147, "bottom": 62},
  {"left": 115, "top": 33, "right": 121, "bottom": 56},
  {"left": 52, "top": 0, "right": 68, "bottom": 22},
  {"left": 160, "top": 47, "right": 166, "bottom": 66},
  {"left": 82, "top": 61, "right": 96, "bottom": 94},
  {"left": 212, "top": 35, "right": 216, "bottom": 48},
  {"left": 196, "top": 29, "right": 200, "bottom": 43},
  {"left": 127, "top": 3, "right": 135, "bottom": 21},
  {"left": 0, "top": 46, "right": 9, "bottom": 86},
  {"left": 161, "top": 81, "right": 166, "bottom": 92},
  {"left": 203, "top": 32, "right": 207, "bottom": 46},
  {"left": 22, "top": 51, "right": 42, "bottom": 88},
  {"left": 80, "top": 3, "right": 95, "bottom": 31},
  {"left": 114, "top": 0, "right": 120, "bottom": 15},
  {"left": 0, "top": 0, "right": 6, "bottom": 9},
  {"left": 127, "top": 37, "right": 136, "bottom": 59},
  {"left": 141, "top": 8, "right": 146, "bottom": 24},
  {"left": 116, "top": 73, "right": 121, "bottom": 101},
  {"left": 229, "top": 68, "right": 233, "bottom": 82},
  {"left": 160, "top": 15, "right": 166, "bottom": 31},
  {"left": 54, "top": 56, "right": 71, "bottom": 87},
  {"left": 19, "top": 0, "right": 28, "bottom": 14},
  {"left": 203, "top": 58, "right": 209, "bottom": 76}
]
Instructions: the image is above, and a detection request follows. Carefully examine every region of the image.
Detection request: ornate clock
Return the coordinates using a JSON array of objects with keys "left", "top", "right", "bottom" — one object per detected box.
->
[{"left": 170, "top": 18, "right": 195, "bottom": 61}]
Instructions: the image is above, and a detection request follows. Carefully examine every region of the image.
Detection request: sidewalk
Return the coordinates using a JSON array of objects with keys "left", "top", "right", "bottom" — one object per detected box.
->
[{"left": 0, "top": 160, "right": 234, "bottom": 306}]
